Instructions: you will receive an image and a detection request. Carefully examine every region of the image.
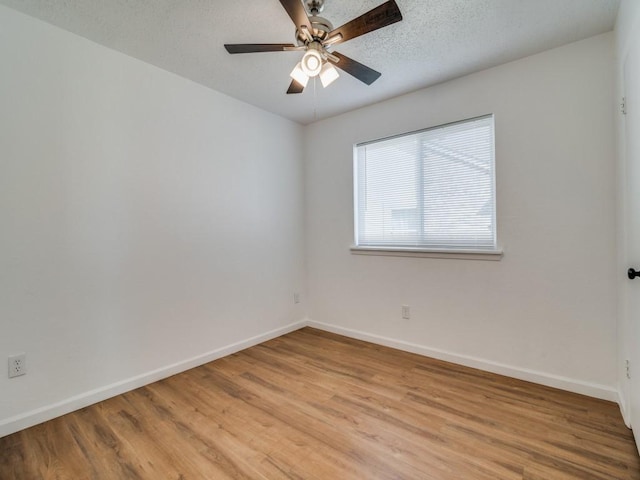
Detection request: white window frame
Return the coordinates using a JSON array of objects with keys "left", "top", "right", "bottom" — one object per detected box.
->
[{"left": 352, "top": 115, "right": 502, "bottom": 260}]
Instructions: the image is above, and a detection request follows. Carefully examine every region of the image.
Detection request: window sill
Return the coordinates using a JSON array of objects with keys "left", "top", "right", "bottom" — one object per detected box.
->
[{"left": 350, "top": 246, "right": 503, "bottom": 261}]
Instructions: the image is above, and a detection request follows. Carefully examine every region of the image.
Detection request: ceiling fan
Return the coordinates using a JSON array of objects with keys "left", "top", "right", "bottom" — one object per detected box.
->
[{"left": 224, "top": 0, "right": 403, "bottom": 94}]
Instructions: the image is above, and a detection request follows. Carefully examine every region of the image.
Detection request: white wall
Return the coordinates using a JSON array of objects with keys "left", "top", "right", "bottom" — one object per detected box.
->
[
  {"left": 0, "top": 5, "right": 305, "bottom": 436},
  {"left": 305, "top": 33, "right": 617, "bottom": 399},
  {"left": 615, "top": 0, "right": 640, "bottom": 426}
]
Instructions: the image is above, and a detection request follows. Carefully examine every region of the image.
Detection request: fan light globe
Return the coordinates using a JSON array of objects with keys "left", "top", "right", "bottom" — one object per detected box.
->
[
  {"left": 290, "top": 63, "right": 310, "bottom": 87},
  {"left": 319, "top": 62, "right": 339, "bottom": 87},
  {"left": 301, "top": 50, "right": 323, "bottom": 77}
]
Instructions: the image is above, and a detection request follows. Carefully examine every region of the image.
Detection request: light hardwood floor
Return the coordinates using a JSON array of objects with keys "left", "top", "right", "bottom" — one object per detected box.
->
[{"left": 1, "top": 327, "right": 639, "bottom": 479}]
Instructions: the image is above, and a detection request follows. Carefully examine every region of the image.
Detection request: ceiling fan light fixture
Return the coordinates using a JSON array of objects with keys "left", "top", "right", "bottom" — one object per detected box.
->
[
  {"left": 290, "top": 62, "right": 310, "bottom": 87},
  {"left": 224, "top": 0, "right": 403, "bottom": 95},
  {"left": 319, "top": 62, "right": 339, "bottom": 87},
  {"left": 300, "top": 49, "right": 323, "bottom": 77}
]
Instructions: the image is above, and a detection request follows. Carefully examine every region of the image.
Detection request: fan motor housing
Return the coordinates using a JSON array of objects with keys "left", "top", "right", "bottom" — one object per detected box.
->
[{"left": 296, "top": 15, "right": 333, "bottom": 45}]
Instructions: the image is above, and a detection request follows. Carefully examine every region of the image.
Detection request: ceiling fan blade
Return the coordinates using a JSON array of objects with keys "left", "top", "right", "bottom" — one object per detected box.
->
[
  {"left": 279, "top": 0, "right": 313, "bottom": 33},
  {"left": 326, "top": 0, "right": 402, "bottom": 46},
  {"left": 287, "top": 79, "right": 305, "bottom": 94},
  {"left": 224, "top": 43, "right": 296, "bottom": 54},
  {"left": 330, "top": 52, "right": 381, "bottom": 85}
]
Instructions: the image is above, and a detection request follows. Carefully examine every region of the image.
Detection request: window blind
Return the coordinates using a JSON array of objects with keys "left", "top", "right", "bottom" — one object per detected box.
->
[{"left": 354, "top": 115, "right": 496, "bottom": 250}]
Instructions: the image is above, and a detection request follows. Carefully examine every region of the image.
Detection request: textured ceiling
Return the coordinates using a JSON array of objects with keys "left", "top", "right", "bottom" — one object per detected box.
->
[{"left": 0, "top": 0, "right": 620, "bottom": 124}]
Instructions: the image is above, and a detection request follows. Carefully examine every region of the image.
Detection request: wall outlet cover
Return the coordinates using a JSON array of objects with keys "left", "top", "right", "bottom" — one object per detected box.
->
[{"left": 9, "top": 353, "right": 26, "bottom": 378}]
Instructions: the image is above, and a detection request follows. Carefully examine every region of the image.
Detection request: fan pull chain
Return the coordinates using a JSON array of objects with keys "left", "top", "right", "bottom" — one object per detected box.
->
[{"left": 313, "top": 76, "right": 318, "bottom": 122}]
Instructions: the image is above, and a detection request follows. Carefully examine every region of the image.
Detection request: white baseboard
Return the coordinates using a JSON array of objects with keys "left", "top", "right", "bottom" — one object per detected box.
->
[
  {"left": 1, "top": 318, "right": 623, "bottom": 438},
  {"left": 618, "top": 387, "right": 632, "bottom": 428},
  {"left": 0, "top": 320, "right": 307, "bottom": 438},
  {"left": 307, "top": 320, "right": 619, "bottom": 403}
]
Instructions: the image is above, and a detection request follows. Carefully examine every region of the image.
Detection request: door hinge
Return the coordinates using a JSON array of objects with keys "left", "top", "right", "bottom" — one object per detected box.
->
[
  {"left": 622, "top": 96, "right": 627, "bottom": 115},
  {"left": 626, "top": 359, "right": 631, "bottom": 379}
]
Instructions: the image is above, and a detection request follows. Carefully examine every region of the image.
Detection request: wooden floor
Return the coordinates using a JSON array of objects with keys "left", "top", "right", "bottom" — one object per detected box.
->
[{"left": 2, "top": 328, "right": 639, "bottom": 479}]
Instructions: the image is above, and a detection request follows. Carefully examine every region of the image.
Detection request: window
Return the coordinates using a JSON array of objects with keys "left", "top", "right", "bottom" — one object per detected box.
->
[{"left": 354, "top": 115, "right": 498, "bottom": 256}]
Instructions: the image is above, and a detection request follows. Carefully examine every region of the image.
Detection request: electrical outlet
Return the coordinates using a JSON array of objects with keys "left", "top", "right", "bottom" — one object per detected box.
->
[
  {"left": 8, "top": 353, "right": 26, "bottom": 378},
  {"left": 294, "top": 292, "right": 300, "bottom": 304},
  {"left": 402, "top": 305, "right": 410, "bottom": 320}
]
